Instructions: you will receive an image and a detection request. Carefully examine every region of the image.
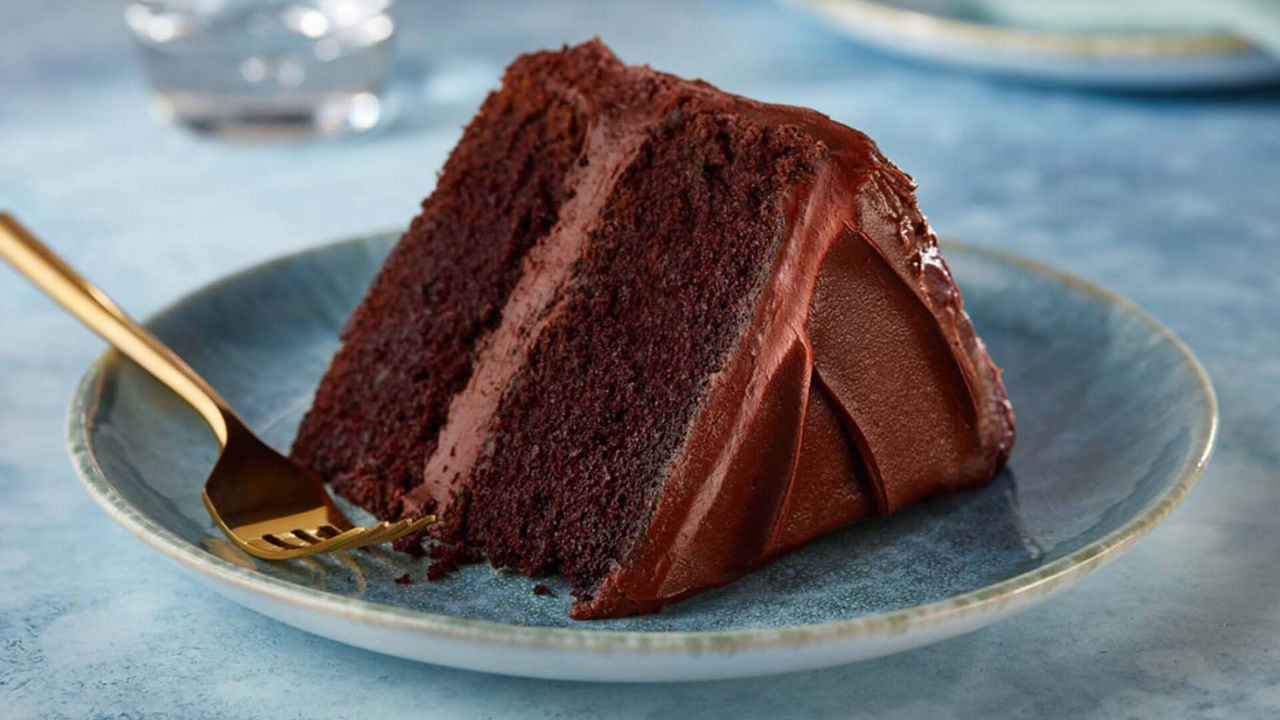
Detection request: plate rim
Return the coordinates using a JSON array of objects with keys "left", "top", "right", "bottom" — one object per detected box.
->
[
  {"left": 789, "top": 0, "right": 1254, "bottom": 58},
  {"left": 65, "top": 235, "right": 1219, "bottom": 656}
]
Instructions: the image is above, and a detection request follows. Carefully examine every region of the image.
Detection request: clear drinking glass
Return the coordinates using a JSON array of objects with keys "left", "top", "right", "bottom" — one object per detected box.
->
[{"left": 125, "top": 0, "right": 395, "bottom": 140}]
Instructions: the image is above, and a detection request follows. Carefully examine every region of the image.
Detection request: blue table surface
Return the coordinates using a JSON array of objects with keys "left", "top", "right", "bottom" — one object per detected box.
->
[{"left": 2, "top": 1, "right": 1278, "bottom": 717}]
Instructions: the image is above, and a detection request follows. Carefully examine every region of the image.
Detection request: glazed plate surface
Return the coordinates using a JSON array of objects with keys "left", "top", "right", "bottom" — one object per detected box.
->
[
  {"left": 788, "top": 0, "right": 1280, "bottom": 89},
  {"left": 68, "top": 233, "right": 1216, "bottom": 682}
]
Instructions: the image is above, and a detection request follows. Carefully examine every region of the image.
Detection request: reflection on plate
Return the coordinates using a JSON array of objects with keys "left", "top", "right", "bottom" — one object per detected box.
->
[
  {"left": 67, "top": 233, "right": 1216, "bottom": 682},
  {"left": 789, "top": 0, "right": 1280, "bottom": 89}
]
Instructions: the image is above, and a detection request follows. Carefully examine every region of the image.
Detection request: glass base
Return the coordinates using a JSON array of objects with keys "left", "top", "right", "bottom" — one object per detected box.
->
[{"left": 151, "top": 90, "right": 387, "bottom": 142}]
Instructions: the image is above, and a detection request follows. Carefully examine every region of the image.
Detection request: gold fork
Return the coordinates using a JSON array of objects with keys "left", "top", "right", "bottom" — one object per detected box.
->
[{"left": 0, "top": 213, "right": 434, "bottom": 559}]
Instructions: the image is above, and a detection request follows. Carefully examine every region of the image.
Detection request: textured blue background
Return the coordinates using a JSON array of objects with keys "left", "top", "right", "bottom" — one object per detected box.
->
[{"left": 1, "top": 1, "right": 1278, "bottom": 717}]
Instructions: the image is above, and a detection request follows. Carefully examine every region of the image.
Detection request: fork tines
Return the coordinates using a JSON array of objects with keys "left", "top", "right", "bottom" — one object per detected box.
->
[{"left": 246, "top": 516, "right": 435, "bottom": 558}]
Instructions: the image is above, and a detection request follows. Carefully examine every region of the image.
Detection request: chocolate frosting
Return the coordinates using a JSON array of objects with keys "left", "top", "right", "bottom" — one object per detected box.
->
[{"left": 573, "top": 101, "right": 1015, "bottom": 619}]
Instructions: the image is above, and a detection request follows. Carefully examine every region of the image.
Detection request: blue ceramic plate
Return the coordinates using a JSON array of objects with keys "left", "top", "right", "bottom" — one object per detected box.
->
[
  {"left": 67, "top": 233, "right": 1216, "bottom": 682},
  {"left": 788, "top": 0, "right": 1280, "bottom": 89}
]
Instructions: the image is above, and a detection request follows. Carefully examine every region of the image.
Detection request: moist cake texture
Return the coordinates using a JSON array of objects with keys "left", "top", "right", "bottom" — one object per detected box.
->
[{"left": 291, "top": 40, "right": 1015, "bottom": 619}]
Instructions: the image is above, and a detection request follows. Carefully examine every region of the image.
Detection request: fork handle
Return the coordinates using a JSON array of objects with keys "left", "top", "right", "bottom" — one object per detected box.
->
[{"left": 0, "top": 213, "right": 233, "bottom": 442}]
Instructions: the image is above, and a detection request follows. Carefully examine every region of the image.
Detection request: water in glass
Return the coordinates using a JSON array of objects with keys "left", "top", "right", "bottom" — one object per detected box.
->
[{"left": 125, "top": 0, "right": 395, "bottom": 140}]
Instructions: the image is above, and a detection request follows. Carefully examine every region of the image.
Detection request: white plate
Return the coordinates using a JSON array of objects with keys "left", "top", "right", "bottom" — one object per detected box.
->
[{"left": 789, "top": 0, "right": 1280, "bottom": 89}]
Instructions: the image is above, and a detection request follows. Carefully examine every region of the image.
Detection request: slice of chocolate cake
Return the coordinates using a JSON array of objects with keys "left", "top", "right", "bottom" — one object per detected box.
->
[{"left": 291, "top": 40, "right": 1015, "bottom": 619}]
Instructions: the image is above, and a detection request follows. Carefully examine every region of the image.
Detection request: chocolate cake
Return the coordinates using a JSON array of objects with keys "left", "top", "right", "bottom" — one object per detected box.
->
[{"left": 291, "top": 40, "right": 1015, "bottom": 619}]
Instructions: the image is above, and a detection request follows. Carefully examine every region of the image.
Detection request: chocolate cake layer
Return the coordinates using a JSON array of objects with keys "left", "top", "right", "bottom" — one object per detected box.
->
[{"left": 290, "top": 48, "right": 591, "bottom": 520}]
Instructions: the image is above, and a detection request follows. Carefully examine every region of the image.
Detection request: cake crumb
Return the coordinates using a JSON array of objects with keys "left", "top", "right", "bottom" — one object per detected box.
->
[
  {"left": 394, "top": 573, "right": 413, "bottom": 585},
  {"left": 392, "top": 532, "right": 428, "bottom": 558},
  {"left": 533, "top": 583, "right": 555, "bottom": 597},
  {"left": 426, "top": 561, "right": 452, "bottom": 582},
  {"left": 427, "top": 542, "right": 483, "bottom": 581}
]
